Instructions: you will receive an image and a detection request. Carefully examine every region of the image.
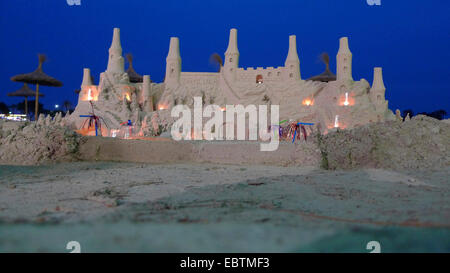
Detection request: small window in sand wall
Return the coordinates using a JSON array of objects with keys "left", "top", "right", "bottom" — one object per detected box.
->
[{"left": 256, "top": 74, "right": 263, "bottom": 84}]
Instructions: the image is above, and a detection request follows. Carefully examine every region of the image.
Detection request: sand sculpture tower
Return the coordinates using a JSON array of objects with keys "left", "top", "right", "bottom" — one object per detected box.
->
[
  {"left": 336, "top": 37, "right": 353, "bottom": 82},
  {"left": 106, "top": 28, "right": 125, "bottom": 75},
  {"left": 81, "top": 68, "right": 93, "bottom": 87},
  {"left": 223, "top": 28, "right": 239, "bottom": 82},
  {"left": 284, "top": 35, "right": 301, "bottom": 80},
  {"left": 142, "top": 75, "right": 153, "bottom": 112},
  {"left": 164, "top": 37, "right": 181, "bottom": 86},
  {"left": 370, "top": 67, "right": 387, "bottom": 109}
]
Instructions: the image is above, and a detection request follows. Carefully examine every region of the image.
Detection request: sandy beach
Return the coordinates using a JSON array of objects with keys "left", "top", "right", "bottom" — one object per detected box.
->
[{"left": 1, "top": 162, "right": 449, "bottom": 252}]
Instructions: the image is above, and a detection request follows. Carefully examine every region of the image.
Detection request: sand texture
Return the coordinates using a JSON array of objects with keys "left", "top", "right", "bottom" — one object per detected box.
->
[{"left": 0, "top": 162, "right": 449, "bottom": 252}]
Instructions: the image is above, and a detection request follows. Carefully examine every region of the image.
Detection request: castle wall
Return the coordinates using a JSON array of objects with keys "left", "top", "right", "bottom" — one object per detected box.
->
[
  {"left": 180, "top": 72, "right": 219, "bottom": 86},
  {"left": 236, "top": 67, "right": 288, "bottom": 83}
]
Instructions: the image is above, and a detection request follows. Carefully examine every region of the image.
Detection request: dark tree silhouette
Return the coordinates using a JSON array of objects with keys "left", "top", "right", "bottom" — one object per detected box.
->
[
  {"left": 15, "top": 100, "right": 46, "bottom": 117},
  {"left": 423, "top": 109, "right": 447, "bottom": 120},
  {"left": 402, "top": 109, "right": 414, "bottom": 118},
  {"left": 406, "top": 109, "right": 448, "bottom": 120},
  {"left": 63, "top": 100, "right": 73, "bottom": 113},
  {"left": 0, "top": 102, "right": 9, "bottom": 114}
]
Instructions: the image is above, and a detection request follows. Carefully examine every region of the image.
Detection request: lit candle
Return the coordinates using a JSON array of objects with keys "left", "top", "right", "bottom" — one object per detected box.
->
[
  {"left": 343, "top": 92, "right": 349, "bottom": 106},
  {"left": 334, "top": 115, "right": 339, "bottom": 128},
  {"left": 87, "top": 88, "right": 93, "bottom": 101}
]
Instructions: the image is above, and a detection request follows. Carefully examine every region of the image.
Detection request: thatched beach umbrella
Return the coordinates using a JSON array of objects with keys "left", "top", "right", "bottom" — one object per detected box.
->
[
  {"left": 308, "top": 52, "right": 336, "bottom": 82},
  {"left": 11, "top": 54, "right": 63, "bottom": 118},
  {"left": 126, "top": 54, "right": 143, "bottom": 83},
  {"left": 7, "top": 83, "right": 44, "bottom": 116},
  {"left": 209, "top": 53, "right": 223, "bottom": 72}
]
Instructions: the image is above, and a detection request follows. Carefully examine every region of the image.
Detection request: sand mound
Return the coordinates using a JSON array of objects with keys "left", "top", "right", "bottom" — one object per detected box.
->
[
  {"left": 2, "top": 113, "right": 448, "bottom": 169},
  {"left": 0, "top": 114, "right": 82, "bottom": 165},
  {"left": 319, "top": 115, "right": 450, "bottom": 170}
]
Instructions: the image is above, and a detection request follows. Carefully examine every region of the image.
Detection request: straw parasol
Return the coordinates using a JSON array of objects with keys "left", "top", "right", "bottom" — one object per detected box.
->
[
  {"left": 209, "top": 53, "right": 223, "bottom": 72},
  {"left": 7, "top": 83, "right": 44, "bottom": 116},
  {"left": 11, "top": 54, "right": 63, "bottom": 118},
  {"left": 308, "top": 52, "right": 336, "bottom": 82},
  {"left": 126, "top": 54, "right": 143, "bottom": 83}
]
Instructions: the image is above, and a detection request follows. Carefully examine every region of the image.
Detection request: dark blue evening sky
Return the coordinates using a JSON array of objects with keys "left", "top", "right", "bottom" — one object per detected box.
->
[{"left": 0, "top": 0, "right": 449, "bottom": 114}]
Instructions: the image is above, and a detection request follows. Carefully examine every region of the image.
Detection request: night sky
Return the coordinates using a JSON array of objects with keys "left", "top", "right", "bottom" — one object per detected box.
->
[{"left": 0, "top": 0, "right": 449, "bottom": 115}]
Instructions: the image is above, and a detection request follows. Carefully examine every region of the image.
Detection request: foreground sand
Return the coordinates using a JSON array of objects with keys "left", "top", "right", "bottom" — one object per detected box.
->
[{"left": 0, "top": 162, "right": 449, "bottom": 252}]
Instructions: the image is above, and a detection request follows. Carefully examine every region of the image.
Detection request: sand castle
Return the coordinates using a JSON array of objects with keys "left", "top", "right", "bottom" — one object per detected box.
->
[{"left": 66, "top": 28, "right": 395, "bottom": 137}]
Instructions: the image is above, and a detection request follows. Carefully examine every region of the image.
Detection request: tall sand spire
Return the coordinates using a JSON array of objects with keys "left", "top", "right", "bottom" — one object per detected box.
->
[
  {"left": 337, "top": 37, "right": 353, "bottom": 81},
  {"left": 106, "top": 28, "right": 125, "bottom": 74}
]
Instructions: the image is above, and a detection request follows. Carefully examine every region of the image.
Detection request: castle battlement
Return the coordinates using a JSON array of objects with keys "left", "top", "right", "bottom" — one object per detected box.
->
[{"left": 235, "top": 66, "right": 289, "bottom": 83}]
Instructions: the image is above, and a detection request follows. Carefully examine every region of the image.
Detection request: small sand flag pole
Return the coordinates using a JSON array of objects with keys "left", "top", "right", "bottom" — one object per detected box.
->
[
  {"left": 293, "top": 122, "right": 314, "bottom": 143},
  {"left": 276, "top": 120, "right": 314, "bottom": 143},
  {"left": 120, "top": 120, "right": 133, "bottom": 138},
  {"left": 79, "top": 101, "right": 106, "bottom": 136}
]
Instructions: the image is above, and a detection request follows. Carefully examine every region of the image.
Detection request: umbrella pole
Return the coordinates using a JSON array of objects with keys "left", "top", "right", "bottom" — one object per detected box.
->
[
  {"left": 35, "top": 83, "right": 39, "bottom": 120},
  {"left": 25, "top": 97, "right": 28, "bottom": 118}
]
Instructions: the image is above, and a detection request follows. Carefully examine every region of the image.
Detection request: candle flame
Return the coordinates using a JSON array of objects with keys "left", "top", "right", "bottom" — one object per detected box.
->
[
  {"left": 302, "top": 98, "right": 313, "bottom": 106},
  {"left": 334, "top": 115, "right": 339, "bottom": 128},
  {"left": 343, "top": 92, "right": 349, "bottom": 106},
  {"left": 339, "top": 92, "right": 354, "bottom": 106},
  {"left": 87, "top": 88, "right": 93, "bottom": 101}
]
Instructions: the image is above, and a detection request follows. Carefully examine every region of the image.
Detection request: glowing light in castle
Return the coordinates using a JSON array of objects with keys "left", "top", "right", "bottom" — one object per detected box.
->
[
  {"left": 220, "top": 107, "right": 226, "bottom": 112},
  {"left": 125, "top": 93, "right": 131, "bottom": 101},
  {"left": 334, "top": 115, "right": 340, "bottom": 128},
  {"left": 339, "top": 92, "right": 354, "bottom": 106},
  {"left": 158, "top": 104, "right": 167, "bottom": 110},
  {"left": 81, "top": 87, "right": 98, "bottom": 102},
  {"left": 87, "top": 88, "right": 93, "bottom": 101},
  {"left": 343, "top": 92, "right": 349, "bottom": 106},
  {"left": 110, "top": 129, "right": 119, "bottom": 138},
  {"left": 256, "top": 75, "right": 263, "bottom": 84},
  {"left": 302, "top": 98, "right": 313, "bottom": 106}
]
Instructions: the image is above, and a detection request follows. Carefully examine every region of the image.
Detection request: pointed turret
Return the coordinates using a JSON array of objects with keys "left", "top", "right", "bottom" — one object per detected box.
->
[
  {"left": 165, "top": 37, "right": 181, "bottom": 86},
  {"left": 224, "top": 28, "right": 239, "bottom": 62},
  {"left": 81, "top": 68, "right": 93, "bottom": 87},
  {"left": 223, "top": 28, "right": 239, "bottom": 81},
  {"left": 370, "top": 67, "right": 388, "bottom": 110},
  {"left": 371, "top": 67, "right": 385, "bottom": 91},
  {"left": 336, "top": 37, "right": 353, "bottom": 82},
  {"left": 284, "top": 35, "right": 301, "bottom": 80},
  {"left": 106, "top": 28, "right": 125, "bottom": 74}
]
